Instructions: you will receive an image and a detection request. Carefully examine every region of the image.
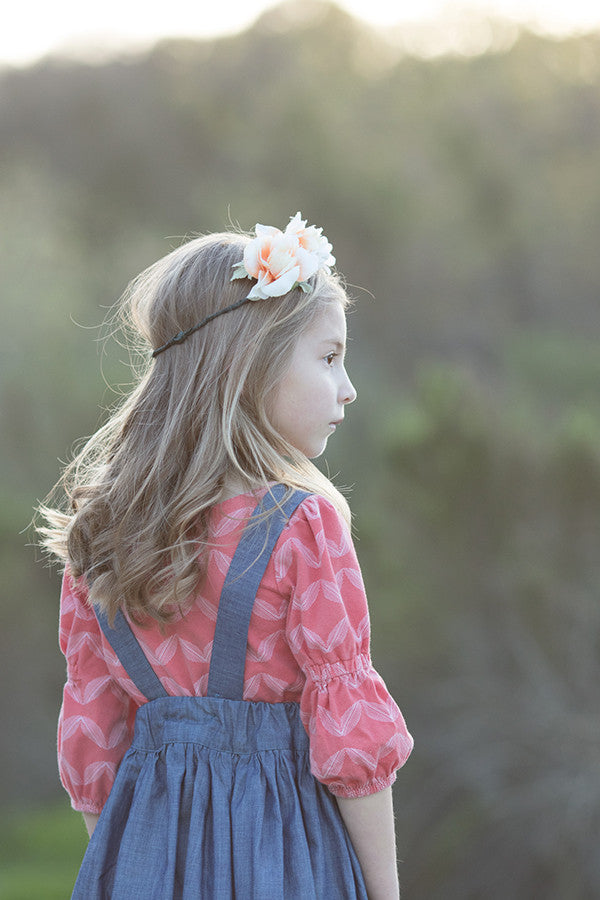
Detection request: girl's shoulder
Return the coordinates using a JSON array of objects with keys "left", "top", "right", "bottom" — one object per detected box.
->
[
  {"left": 290, "top": 491, "right": 342, "bottom": 524},
  {"left": 272, "top": 492, "right": 360, "bottom": 591},
  {"left": 209, "top": 484, "right": 350, "bottom": 545},
  {"left": 61, "top": 563, "right": 90, "bottom": 607},
  {"left": 285, "top": 493, "right": 354, "bottom": 557},
  {"left": 212, "top": 484, "right": 335, "bottom": 515}
]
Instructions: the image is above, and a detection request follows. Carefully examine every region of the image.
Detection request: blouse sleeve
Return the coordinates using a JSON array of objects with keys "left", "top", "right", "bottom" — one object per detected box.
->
[
  {"left": 57, "top": 569, "right": 139, "bottom": 814},
  {"left": 277, "top": 495, "right": 413, "bottom": 798}
]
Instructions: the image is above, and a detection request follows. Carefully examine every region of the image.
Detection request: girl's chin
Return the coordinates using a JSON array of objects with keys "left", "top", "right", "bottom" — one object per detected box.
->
[
  {"left": 304, "top": 439, "right": 329, "bottom": 459},
  {"left": 282, "top": 433, "right": 330, "bottom": 459}
]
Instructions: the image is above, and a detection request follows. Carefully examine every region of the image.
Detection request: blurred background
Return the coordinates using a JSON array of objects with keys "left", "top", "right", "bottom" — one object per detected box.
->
[{"left": 2, "top": 0, "right": 600, "bottom": 896}]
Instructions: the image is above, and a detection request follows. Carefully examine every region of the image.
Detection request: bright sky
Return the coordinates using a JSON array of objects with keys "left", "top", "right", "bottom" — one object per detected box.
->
[{"left": 2, "top": 0, "right": 600, "bottom": 66}]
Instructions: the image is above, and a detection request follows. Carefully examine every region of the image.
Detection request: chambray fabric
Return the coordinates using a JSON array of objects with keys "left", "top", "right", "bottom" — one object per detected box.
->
[{"left": 72, "top": 485, "right": 367, "bottom": 899}]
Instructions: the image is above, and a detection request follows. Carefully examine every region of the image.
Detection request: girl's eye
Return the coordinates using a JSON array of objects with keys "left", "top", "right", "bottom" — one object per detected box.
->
[{"left": 325, "top": 352, "right": 338, "bottom": 366}]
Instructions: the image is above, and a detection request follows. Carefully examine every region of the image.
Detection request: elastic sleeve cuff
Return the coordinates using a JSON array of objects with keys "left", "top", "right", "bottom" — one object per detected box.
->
[
  {"left": 326, "top": 770, "right": 398, "bottom": 799},
  {"left": 71, "top": 798, "right": 106, "bottom": 815},
  {"left": 305, "top": 653, "right": 372, "bottom": 691}
]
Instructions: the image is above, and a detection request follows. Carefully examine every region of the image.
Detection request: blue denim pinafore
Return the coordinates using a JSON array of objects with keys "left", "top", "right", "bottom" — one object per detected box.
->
[{"left": 72, "top": 485, "right": 368, "bottom": 899}]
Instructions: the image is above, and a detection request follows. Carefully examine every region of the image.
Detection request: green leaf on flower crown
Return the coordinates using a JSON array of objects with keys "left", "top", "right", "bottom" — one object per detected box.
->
[
  {"left": 230, "top": 262, "right": 249, "bottom": 281},
  {"left": 297, "top": 281, "right": 312, "bottom": 293}
]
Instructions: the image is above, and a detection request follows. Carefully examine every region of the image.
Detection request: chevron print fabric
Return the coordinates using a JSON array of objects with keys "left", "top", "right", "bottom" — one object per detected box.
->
[{"left": 58, "top": 491, "right": 413, "bottom": 814}]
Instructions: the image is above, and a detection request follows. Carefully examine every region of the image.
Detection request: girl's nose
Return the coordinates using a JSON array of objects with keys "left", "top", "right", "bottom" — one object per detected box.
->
[{"left": 341, "top": 370, "right": 357, "bottom": 405}]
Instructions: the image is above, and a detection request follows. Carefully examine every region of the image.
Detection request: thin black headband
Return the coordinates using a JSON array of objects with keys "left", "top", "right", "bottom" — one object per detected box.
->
[
  {"left": 151, "top": 297, "right": 251, "bottom": 358},
  {"left": 151, "top": 212, "right": 334, "bottom": 357}
]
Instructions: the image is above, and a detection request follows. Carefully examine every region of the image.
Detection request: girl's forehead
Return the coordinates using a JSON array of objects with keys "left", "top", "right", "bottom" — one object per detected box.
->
[{"left": 307, "top": 301, "right": 347, "bottom": 339}]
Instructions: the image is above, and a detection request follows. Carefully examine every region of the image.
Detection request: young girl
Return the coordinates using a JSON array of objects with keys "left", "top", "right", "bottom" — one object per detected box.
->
[{"left": 40, "top": 213, "right": 413, "bottom": 899}]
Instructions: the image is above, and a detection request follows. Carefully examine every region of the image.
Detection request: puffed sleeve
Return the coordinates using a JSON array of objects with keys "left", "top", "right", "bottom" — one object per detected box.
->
[
  {"left": 57, "top": 569, "right": 139, "bottom": 813},
  {"left": 278, "top": 495, "right": 413, "bottom": 798}
]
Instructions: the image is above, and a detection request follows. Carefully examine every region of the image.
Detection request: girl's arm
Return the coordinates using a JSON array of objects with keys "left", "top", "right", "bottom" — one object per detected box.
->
[
  {"left": 82, "top": 812, "right": 100, "bottom": 838},
  {"left": 58, "top": 570, "right": 137, "bottom": 828},
  {"left": 336, "top": 787, "right": 400, "bottom": 900}
]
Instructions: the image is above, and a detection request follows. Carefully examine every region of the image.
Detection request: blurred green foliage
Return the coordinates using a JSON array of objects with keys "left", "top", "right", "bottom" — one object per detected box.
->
[
  {"left": 2, "top": 1, "right": 600, "bottom": 896},
  {"left": 0, "top": 803, "right": 85, "bottom": 899}
]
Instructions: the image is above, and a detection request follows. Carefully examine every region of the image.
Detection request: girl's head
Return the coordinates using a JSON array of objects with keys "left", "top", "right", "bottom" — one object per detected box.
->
[
  {"left": 40, "top": 215, "right": 357, "bottom": 621},
  {"left": 127, "top": 226, "right": 355, "bottom": 478}
]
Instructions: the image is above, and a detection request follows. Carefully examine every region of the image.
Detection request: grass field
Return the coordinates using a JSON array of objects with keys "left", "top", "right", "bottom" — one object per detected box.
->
[{"left": 0, "top": 802, "right": 87, "bottom": 899}]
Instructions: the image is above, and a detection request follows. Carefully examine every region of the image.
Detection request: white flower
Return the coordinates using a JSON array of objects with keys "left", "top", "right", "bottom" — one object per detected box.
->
[
  {"left": 285, "top": 211, "right": 336, "bottom": 273},
  {"left": 231, "top": 213, "right": 335, "bottom": 300}
]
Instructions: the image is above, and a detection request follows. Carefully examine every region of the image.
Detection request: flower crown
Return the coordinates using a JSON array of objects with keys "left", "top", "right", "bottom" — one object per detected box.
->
[
  {"left": 152, "top": 213, "right": 335, "bottom": 357},
  {"left": 231, "top": 211, "right": 335, "bottom": 300}
]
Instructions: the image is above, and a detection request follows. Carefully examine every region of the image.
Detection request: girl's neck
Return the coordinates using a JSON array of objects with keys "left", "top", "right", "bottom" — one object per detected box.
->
[{"left": 219, "top": 474, "right": 263, "bottom": 502}]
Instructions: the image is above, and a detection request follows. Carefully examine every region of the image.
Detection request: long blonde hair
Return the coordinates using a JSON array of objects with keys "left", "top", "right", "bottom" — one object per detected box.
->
[{"left": 38, "top": 232, "right": 352, "bottom": 623}]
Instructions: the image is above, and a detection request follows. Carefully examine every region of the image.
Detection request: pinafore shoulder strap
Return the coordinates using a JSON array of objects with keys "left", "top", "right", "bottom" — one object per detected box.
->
[
  {"left": 206, "top": 484, "right": 308, "bottom": 700},
  {"left": 94, "top": 484, "right": 309, "bottom": 702},
  {"left": 95, "top": 607, "right": 168, "bottom": 701}
]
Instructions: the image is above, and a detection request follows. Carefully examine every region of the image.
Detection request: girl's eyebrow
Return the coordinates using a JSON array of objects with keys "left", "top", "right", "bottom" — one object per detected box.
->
[{"left": 320, "top": 339, "right": 346, "bottom": 351}]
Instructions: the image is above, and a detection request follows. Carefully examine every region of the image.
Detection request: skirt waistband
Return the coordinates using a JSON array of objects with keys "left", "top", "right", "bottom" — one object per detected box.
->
[{"left": 130, "top": 696, "right": 309, "bottom": 755}]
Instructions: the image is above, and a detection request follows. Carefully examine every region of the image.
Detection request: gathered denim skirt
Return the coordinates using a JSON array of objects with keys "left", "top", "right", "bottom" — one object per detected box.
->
[{"left": 72, "top": 695, "right": 367, "bottom": 899}]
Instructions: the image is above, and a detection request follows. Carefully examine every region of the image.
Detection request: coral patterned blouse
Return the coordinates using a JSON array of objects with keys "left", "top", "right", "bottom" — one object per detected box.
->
[{"left": 58, "top": 491, "right": 413, "bottom": 814}]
